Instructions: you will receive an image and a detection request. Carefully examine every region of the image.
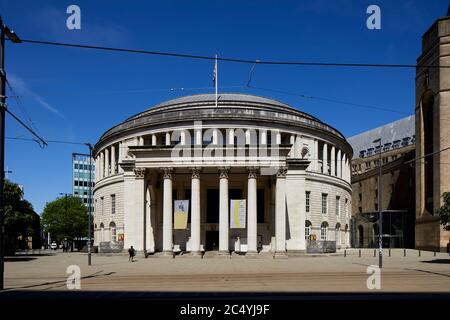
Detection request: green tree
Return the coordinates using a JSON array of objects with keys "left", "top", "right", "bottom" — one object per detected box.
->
[
  {"left": 41, "top": 196, "right": 88, "bottom": 251},
  {"left": 438, "top": 192, "right": 450, "bottom": 231},
  {"left": 4, "top": 180, "right": 40, "bottom": 253}
]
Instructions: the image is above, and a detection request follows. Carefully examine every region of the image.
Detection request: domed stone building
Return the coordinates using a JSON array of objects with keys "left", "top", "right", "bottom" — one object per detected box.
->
[{"left": 93, "top": 93, "right": 352, "bottom": 256}]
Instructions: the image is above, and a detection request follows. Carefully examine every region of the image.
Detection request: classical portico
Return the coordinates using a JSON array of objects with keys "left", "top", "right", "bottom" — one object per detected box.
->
[{"left": 93, "top": 93, "right": 353, "bottom": 256}]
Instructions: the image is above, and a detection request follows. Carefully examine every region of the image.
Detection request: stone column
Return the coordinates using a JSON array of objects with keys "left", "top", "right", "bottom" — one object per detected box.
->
[
  {"left": 162, "top": 168, "right": 173, "bottom": 254},
  {"left": 346, "top": 157, "right": 350, "bottom": 182},
  {"left": 341, "top": 153, "right": 347, "bottom": 180},
  {"left": 165, "top": 132, "right": 171, "bottom": 146},
  {"left": 314, "top": 139, "right": 319, "bottom": 172},
  {"left": 95, "top": 156, "right": 99, "bottom": 182},
  {"left": 275, "top": 168, "right": 287, "bottom": 255},
  {"left": 260, "top": 129, "right": 267, "bottom": 145},
  {"left": 330, "top": 146, "right": 335, "bottom": 176},
  {"left": 228, "top": 129, "right": 234, "bottom": 145},
  {"left": 105, "top": 148, "right": 110, "bottom": 177},
  {"left": 100, "top": 151, "right": 104, "bottom": 179},
  {"left": 337, "top": 149, "right": 342, "bottom": 178},
  {"left": 190, "top": 167, "right": 202, "bottom": 255},
  {"left": 134, "top": 168, "right": 145, "bottom": 250},
  {"left": 322, "top": 143, "right": 328, "bottom": 174},
  {"left": 196, "top": 128, "right": 202, "bottom": 145},
  {"left": 295, "top": 135, "right": 302, "bottom": 158},
  {"left": 290, "top": 135, "right": 295, "bottom": 157},
  {"left": 111, "top": 145, "right": 116, "bottom": 175},
  {"left": 276, "top": 131, "right": 281, "bottom": 145},
  {"left": 180, "top": 130, "right": 186, "bottom": 145},
  {"left": 213, "top": 129, "right": 218, "bottom": 145},
  {"left": 117, "top": 142, "right": 122, "bottom": 173},
  {"left": 218, "top": 167, "right": 230, "bottom": 254},
  {"left": 151, "top": 134, "right": 157, "bottom": 146},
  {"left": 247, "top": 167, "right": 258, "bottom": 254}
]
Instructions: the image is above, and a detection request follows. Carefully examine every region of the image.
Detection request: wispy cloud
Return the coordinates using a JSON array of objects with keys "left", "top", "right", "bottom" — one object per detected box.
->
[
  {"left": 8, "top": 74, "right": 64, "bottom": 118},
  {"left": 28, "top": 6, "right": 131, "bottom": 46}
]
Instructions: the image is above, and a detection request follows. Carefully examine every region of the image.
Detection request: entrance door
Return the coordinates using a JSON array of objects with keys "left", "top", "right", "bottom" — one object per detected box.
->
[{"left": 205, "top": 231, "right": 219, "bottom": 251}]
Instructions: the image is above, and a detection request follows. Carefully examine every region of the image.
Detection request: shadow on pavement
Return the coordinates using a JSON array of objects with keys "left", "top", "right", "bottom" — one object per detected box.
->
[
  {"left": 5, "top": 257, "right": 37, "bottom": 262},
  {"left": 3, "top": 270, "right": 116, "bottom": 291},
  {"left": 421, "top": 259, "right": 450, "bottom": 264}
]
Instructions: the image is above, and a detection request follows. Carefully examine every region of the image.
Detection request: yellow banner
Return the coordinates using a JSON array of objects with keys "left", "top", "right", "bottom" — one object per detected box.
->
[{"left": 174, "top": 200, "right": 189, "bottom": 229}]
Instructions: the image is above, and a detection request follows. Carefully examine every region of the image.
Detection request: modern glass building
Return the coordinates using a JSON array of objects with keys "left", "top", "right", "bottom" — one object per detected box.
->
[{"left": 72, "top": 153, "right": 95, "bottom": 212}]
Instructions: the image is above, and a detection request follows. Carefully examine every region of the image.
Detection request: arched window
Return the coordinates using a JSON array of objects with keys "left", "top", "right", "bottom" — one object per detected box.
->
[
  {"left": 421, "top": 89, "right": 434, "bottom": 214},
  {"left": 335, "top": 223, "right": 341, "bottom": 243},
  {"left": 305, "top": 221, "right": 312, "bottom": 240},
  {"left": 320, "top": 222, "right": 328, "bottom": 241},
  {"left": 100, "top": 223, "right": 104, "bottom": 243},
  {"left": 110, "top": 222, "right": 116, "bottom": 242}
]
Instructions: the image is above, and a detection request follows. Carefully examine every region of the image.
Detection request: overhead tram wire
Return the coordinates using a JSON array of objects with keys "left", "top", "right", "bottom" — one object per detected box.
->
[
  {"left": 5, "top": 79, "right": 42, "bottom": 136},
  {"left": 8, "top": 38, "right": 450, "bottom": 69},
  {"left": 4, "top": 109, "right": 47, "bottom": 147},
  {"left": 6, "top": 136, "right": 84, "bottom": 146},
  {"left": 246, "top": 85, "right": 412, "bottom": 115}
]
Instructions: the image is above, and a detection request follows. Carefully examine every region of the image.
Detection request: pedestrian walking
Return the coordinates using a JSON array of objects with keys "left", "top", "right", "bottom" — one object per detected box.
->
[{"left": 128, "top": 246, "right": 135, "bottom": 262}]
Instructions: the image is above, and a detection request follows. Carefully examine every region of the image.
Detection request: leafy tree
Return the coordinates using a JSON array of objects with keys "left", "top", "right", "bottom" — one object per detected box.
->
[
  {"left": 4, "top": 180, "right": 40, "bottom": 253},
  {"left": 41, "top": 196, "right": 88, "bottom": 251},
  {"left": 438, "top": 192, "right": 450, "bottom": 231}
]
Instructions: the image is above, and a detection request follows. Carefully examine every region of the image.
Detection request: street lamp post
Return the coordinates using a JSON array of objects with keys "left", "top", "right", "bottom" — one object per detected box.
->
[
  {"left": 373, "top": 138, "right": 383, "bottom": 268},
  {"left": 59, "top": 193, "right": 70, "bottom": 251},
  {"left": 86, "top": 143, "right": 93, "bottom": 266}
]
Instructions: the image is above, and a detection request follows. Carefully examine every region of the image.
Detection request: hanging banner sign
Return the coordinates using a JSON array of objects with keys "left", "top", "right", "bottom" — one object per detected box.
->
[
  {"left": 230, "top": 199, "right": 246, "bottom": 229},
  {"left": 174, "top": 200, "right": 189, "bottom": 229}
]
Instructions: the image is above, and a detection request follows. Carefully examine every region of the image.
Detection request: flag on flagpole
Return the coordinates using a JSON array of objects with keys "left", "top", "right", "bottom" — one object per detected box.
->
[
  {"left": 212, "top": 58, "right": 217, "bottom": 87},
  {"left": 213, "top": 54, "right": 218, "bottom": 107}
]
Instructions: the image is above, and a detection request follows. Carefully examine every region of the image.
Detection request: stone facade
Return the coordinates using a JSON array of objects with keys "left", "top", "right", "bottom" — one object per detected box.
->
[
  {"left": 93, "top": 94, "right": 352, "bottom": 256},
  {"left": 415, "top": 12, "right": 450, "bottom": 251}
]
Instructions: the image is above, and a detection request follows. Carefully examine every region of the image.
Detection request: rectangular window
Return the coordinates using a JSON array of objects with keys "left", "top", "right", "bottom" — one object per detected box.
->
[
  {"left": 345, "top": 198, "right": 349, "bottom": 217},
  {"left": 321, "top": 193, "right": 328, "bottom": 214},
  {"left": 101, "top": 197, "right": 104, "bottom": 215},
  {"left": 111, "top": 194, "right": 116, "bottom": 215},
  {"left": 305, "top": 191, "right": 310, "bottom": 213},
  {"left": 335, "top": 196, "right": 340, "bottom": 216}
]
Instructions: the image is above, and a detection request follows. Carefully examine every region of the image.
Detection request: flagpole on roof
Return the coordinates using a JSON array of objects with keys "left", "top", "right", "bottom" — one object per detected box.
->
[{"left": 215, "top": 54, "right": 218, "bottom": 108}]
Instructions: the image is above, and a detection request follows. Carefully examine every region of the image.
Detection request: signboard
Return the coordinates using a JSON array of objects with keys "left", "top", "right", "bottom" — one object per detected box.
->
[
  {"left": 174, "top": 200, "right": 189, "bottom": 229},
  {"left": 230, "top": 199, "right": 246, "bottom": 229},
  {"left": 118, "top": 233, "right": 124, "bottom": 242}
]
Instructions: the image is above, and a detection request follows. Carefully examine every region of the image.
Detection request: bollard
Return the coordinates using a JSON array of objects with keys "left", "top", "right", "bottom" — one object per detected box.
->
[
  {"left": 344, "top": 249, "right": 346, "bottom": 257},
  {"left": 419, "top": 250, "right": 421, "bottom": 257},
  {"left": 434, "top": 251, "right": 436, "bottom": 257},
  {"left": 404, "top": 249, "right": 406, "bottom": 257},
  {"left": 359, "top": 249, "right": 361, "bottom": 257},
  {"left": 373, "top": 249, "right": 376, "bottom": 257},
  {"left": 389, "top": 249, "right": 391, "bottom": 257}
]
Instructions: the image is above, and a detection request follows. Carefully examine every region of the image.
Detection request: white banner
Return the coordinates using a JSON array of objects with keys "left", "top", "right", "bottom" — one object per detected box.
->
[
  {"left": 230, "top": 199, "right": 246, "bottom": 229},
  {"left": 174, "top": 200, "right": 189, "bottom": 229}
]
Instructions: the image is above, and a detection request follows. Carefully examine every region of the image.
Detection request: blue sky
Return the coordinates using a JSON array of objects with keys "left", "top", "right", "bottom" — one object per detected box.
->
[{"left": 1, "top": 0, "right": 448, "bottom": 213}]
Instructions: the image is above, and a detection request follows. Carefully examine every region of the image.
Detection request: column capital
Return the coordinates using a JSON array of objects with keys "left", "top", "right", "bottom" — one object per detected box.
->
[
  {"left": 161, "top": 167, "right": 173, "bottom": 179},
  {"left": 190, "top": 167, "right": 202, "bottom": 179},
  {"left": 218, "top": 166, "right": 230, "bottom": 179},
  {"left": 134, "top": 167, "right": 146, "bottom": 179},
  {"left": 276, "top": 167, "right": 288, "bottom": 178},
  {"left": 247, "top": 167, "right": 259, "bottom": 179}
]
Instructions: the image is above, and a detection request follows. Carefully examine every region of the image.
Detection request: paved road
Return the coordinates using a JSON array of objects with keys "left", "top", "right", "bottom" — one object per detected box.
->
[{"left": 2, "top": 249, "right": 450, "bottom": 292}]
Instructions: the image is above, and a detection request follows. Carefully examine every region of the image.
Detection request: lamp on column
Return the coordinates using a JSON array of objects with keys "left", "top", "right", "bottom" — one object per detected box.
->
[{"left": 373, "top": 138, "right": 383, "bottom": 268}]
